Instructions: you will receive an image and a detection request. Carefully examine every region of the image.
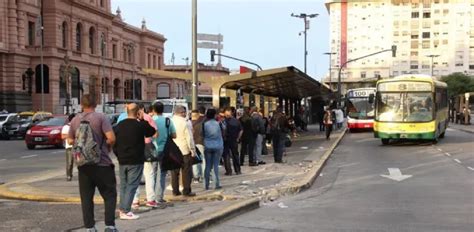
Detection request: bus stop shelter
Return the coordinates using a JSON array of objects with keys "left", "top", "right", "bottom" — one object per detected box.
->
[{"left": 144, "top": 66, "right": 331, "bottom": 116}]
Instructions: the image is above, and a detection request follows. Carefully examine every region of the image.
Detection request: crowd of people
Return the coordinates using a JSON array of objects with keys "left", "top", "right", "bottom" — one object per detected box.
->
[{"left": 65, "top": 94, "right": 296, "bottom": 232}]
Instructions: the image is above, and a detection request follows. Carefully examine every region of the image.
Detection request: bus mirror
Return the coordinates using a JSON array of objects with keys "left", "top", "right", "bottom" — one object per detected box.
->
[{"left": 369, "top": 94, "right": 375, "bottom": 104}]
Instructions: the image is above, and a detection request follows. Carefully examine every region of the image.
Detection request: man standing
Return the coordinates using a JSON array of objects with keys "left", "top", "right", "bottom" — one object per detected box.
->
[
  {"left": 171, "top": 106, "right": 196, "bottom": 197},
  {"left": 61, "top": 113, "right": 76, "bottom": 181},
  {"left": 324, "top": 107, "right": 334, "bottom": 140},
  {"left": 223, "top": 107, "right": 242, "bottom": 175},
  {"left": 239, "top": 107, "right": 255, "bottom": 166},
  {"left": 132, "top": 104, "right": 161, "bottom": 209},
  {"left": 191, "top": 108, "right": 205, "bottom": 183},
  {"left": 67, "top": 94, "right": 117, "bottom": 232},
  {"left": 152, "top": 102, "right": 177, "bottom": 205},
  {"left": 271, "top": 107, "right": 289, "bottom": 163},
  {"left": 114, "top": 103, "right": 156, "bottom": 220},
  {"left": 251, "top": 106, "right": 266, "bottom": 165}
]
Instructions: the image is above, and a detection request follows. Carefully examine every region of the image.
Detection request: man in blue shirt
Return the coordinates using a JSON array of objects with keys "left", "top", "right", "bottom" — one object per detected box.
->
[{"left": 153, "top": 102, "right": 176, "bottom": 204}]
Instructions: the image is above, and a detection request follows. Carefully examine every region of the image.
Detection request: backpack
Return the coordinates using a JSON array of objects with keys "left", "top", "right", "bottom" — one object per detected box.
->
[
  {"left": 161, "top": 117, "right": 184, "bottom": 171},
  {"left": 73, "top": 113, "right": 101, "bottom": 166}
]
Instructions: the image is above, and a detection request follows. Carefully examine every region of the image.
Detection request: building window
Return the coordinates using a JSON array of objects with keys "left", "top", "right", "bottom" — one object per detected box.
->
[
  {"left": 112, "top": 44, "right": 117, "bottom": 59},
  {"left": 422, "top": 32, "right": 430, "bottom": 38},
  {"left": 443, "top": 9, "right": 449, "bottom": 15},
  {"left": 128, "top": 49, "right": 132, "bottom": 63},
  {"left": 147, "top": 54, "right": 151, "bottom": 68},
  {"left": 89, "top": 27, "right": 95, "bottom": 54},
  {"left": 411, "top": 34, "right": 419, "bottom": 39},
  {"left": 411, "top": 12, "right": 419, "bottom": 18},
  {"left": 361, "top": 71, "right": 366, "bottom": 78},
  {"left": 35, "top": 64, "right": 50, "bottom": 94},
  {"left": 411, "top": 51, "right": 418, "bottom": 57},
  {"left": 101, "top": 77, "right": 109, "bottom": 94},
  {"left": 411, "top": 41, "right": 418, "bottom": 49},
  {"left": 28, "top": 21, "right": 35, "bottom": 46},
  {"left": 158, "top": 56, "right": 162, "bottom": 69},
  {"left": 442, "top": 40, "right": 448, "bottom": 45},
  {"left": 153, "top": 55, "right": 156, "bottom": 69},
  {"left": 434, "top": 20, "right": 440, "bottom": 25},
  {"left": 100, "top": 33, "right": 106, "bottom": 57},
  {"left": 123, "top": 47, "right": 127, "bottom": 61},
  {"left": 423, "top": 12, "right": 431, "bottom": 18},
  {"left": 411, "top": 65, "right": 419, "bottom": 69},
  {"left": 374, "top": 71, "right": 381, "bottom": 78},
  {"left": 61, "top": 21, "right": 68, "bottom": 49},
  {"left": 469, "top": 65, "right": 474, "bottom": 70},
  {"left": 422, "top": 41, "right": 430, "bottom": 49},
  {"left": 76, "top": 23, "right": 82, "bottom": 51},
  {"left": 100, "top": 0, "right": 104, "bottom": 7}
]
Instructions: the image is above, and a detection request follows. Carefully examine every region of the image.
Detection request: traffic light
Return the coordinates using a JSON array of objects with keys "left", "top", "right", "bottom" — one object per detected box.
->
[
  {"left": 391, "top": 45, "right": 397, "bottom": 57},
  {"left": 210, "top": 50, "right": 215, "bottom": 62}
]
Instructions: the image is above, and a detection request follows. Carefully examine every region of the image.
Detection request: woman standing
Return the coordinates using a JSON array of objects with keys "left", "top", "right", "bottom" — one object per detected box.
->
[
  {"left": 203, "top": 108, "right": 224, "bottom": 190},
  {"left": 323, "top": 107, "right": 334, "bottom": 140}
]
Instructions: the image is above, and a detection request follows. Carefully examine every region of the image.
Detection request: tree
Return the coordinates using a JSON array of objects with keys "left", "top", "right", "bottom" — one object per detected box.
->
[{"left": 440, "top": 73, "right": 474, "bottom": 97}]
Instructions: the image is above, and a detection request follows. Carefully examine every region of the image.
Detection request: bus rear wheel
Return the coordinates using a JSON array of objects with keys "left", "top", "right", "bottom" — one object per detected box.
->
[{"left": 381, "top": 139, "right": 390, "bottom": 145}]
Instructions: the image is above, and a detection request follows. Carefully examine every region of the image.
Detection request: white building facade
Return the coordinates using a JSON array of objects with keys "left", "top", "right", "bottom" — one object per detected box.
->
[{"left": 325, "top": 0, "right": 474, "bottom": 92}]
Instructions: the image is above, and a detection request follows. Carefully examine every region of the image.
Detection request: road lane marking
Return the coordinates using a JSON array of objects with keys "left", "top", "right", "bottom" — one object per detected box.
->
[
  {"left": 468, "top": 167, "right": 474, "bottom": 171},
  {"left": 445, "top": 152, "right": 451, "bottom": 157},
  {"left": 380, "top": 168, "right": 413, "bottom": 182},
  {"left": 20, "top": 155, "right": 38, "bottom": 159},
  {"left": 453, "top": 159, "right": 462, "bottom": 164},
  {"left": 436, "top": 148, "right": 442, "bottom": 151}
]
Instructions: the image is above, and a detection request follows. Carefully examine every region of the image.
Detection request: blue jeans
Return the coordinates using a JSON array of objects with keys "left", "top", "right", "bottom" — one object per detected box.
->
[
  {"left": 156, "top": 161, "right": 167, "bottom": 201},
  {"left": 119, "top": 164, "right": 144, "bottom": 213},
  {"left": 204, "top": 147, "right": 222, "bottom": 190}
]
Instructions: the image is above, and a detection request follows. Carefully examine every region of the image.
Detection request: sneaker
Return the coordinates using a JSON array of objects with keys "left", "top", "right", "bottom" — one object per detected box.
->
[
  {"left": 146, "top": 201, "right": 158, "bottom": 208},
  {"left": 183, "top": 192, "right": 196, "bottom": 197},
  {"left": 120, "top": 211, "right": 139, "bottom": 220},
  {"left": 85, "top": 227, "right": 97, "bottom": 232},
  {"left": 131, "top": 202, "right": 140, "bottom": 210},
  {"left": 157, "top": 199, "right": 174, "bottom": 207},
  {"left": 193, "top": 178, "right": 199, "bottom": 184},
  {"left": 104, "top": 226, "right": 119, "bottom": 232}
]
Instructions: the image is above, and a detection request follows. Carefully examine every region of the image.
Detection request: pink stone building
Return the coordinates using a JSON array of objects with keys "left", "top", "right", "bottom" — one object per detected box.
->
[{"left": 0, "top": 0, "right": 190, "bottom": 113}]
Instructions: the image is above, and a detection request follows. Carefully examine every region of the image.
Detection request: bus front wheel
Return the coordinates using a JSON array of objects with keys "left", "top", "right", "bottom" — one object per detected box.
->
[{"left": 381, "top": 139, "right": 390, "bottom": 145}]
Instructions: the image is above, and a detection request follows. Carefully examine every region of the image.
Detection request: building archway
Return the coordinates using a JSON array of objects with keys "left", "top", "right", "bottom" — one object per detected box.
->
[
  {"left": 71, "top": 68, "right": 80, "bottom": 102},
  {"left": 35, "top": 64, "right": 49, "bottom": 94}
]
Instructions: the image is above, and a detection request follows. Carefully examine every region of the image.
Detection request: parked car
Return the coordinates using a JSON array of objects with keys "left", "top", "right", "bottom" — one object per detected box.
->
[
  {"left": 1, "top": 111, "right": 52, "bottom": 139},
  {"left": 106, "top": 113, "right": 121, "bottom": 127},
  {"left": 0, "top": 113, "right": 17, "bottom": 139},
  {"left": 25, "top": 116, "right": 67, "bottom": 150}
]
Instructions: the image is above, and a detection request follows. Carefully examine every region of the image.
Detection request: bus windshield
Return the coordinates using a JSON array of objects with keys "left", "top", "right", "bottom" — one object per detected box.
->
[
  {"left": 347, "top": 98, "right": 374, "bottom": 119},
  {"left": 376, "top": 92, "right": 433, "bottom": 122}
]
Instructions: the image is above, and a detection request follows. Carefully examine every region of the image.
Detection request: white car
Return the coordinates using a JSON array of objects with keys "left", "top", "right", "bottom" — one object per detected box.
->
[
  {"left": 0, "top": 113, "right": 18, "bottom": 138},
  {"left": 153, "top": 99, "right": 189, "bottom": 118}
]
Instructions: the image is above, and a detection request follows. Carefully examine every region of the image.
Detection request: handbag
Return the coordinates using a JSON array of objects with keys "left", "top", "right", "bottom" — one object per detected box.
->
[
  {"left": 144, "top": 142, "right": 159, "bottom": 162},
  {"left": 192, "top": 146, "right": 203, "bottom": 165},
  {"left": 284, "top": 134, "right": 292, "bottom": 147},
  {"left": 160, "top": 118, "right": 184, "bottom": 171}
]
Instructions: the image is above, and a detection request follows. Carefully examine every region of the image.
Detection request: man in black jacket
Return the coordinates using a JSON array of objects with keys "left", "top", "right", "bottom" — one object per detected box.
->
[{"left": 114, "top": 103, "right": 156, "bottom": 220}]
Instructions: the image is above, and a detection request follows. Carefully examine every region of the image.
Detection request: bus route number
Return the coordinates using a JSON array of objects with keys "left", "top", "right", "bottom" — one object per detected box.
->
[{"left": 352, "top": 91, "right": 369, "bottom": 97}]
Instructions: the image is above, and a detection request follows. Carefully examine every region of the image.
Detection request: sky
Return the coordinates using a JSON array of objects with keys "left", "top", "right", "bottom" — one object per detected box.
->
[{"left": 111, "top": 0, "right": 330, "bottom": 81}]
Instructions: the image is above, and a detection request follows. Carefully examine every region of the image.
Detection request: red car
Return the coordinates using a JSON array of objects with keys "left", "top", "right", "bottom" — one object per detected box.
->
[{"left": 25, "top": 116, "right": 67, "bottom": 150}]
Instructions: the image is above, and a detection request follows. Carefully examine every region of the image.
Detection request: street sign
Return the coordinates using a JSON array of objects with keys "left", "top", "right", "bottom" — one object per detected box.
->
[
  {"left": 198, "top": 42, "right": 223, "bottom": 50},
  {"left": 197, "top": 33, "right": 223, "bottom": 42}
]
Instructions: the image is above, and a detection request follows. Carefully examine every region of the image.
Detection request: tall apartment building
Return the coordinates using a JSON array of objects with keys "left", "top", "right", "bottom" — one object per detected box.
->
[{"left": 325, "top": 0, "right": 474, "bottom": 93}]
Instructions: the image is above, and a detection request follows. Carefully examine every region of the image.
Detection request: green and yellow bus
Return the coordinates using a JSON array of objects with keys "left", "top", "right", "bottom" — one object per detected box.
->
[{"left": 374, "top": 75, "right": 448, "bottom": 145}]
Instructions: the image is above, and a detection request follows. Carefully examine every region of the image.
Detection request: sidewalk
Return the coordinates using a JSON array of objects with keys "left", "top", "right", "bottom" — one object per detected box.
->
[
  {"left": 0, "top": 125, "right": 346, "bottom": 231},
  {"left": 448, "top": 114, "right": 474, "bottom": 134}
]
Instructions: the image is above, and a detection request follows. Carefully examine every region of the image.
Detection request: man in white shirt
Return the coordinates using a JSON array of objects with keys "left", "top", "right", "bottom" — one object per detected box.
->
[
  {"left": 61, "top": 113, "right": 76, "bottom": 181},
  {"left": 171, "top": 106, "right": 196, "bottom": 197}
]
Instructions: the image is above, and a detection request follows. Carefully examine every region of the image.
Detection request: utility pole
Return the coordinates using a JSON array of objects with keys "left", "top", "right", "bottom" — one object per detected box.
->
[
  {"left": 101, "top": 36, "right": 106, "bottom": 113},
  {"left": 291, "top": 13, "right": 318, "bottom": 73},
  {"left": 323, "top": 52, "right": 336, "bottom": 90},
  {"left": 426, "top": 54, "right": 439, "bottom": 76},
  {"left": 191, "top": 0, "right": 198, "bottom": 110},
  {"left": 38, "top": 0, "right": 44, "bottom": 111}
]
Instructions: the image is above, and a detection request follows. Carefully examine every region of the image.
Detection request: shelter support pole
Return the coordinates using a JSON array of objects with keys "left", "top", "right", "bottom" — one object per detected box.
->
[
  {"left": 285, "top": 98, "right": 289, "bottom": 115},
  {"left": 243, "top": 93, "right": 250, "bottom": 107},
  {"left": 211, "top": 85, "right": 222, "bottom": 109},
  {"left": 279, "top": 97, "right": 283, "bottom": 109},
  {"left": 255, "top": 94, "right": 261, "bottom": 110},
  {"left": 290, "top": 99, "right": 294, "bottom": 118}
]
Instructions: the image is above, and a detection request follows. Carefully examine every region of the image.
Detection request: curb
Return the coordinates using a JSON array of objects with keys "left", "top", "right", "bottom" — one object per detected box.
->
[
  {"left": 171, "top": 129, "right": 347, "bottom": 231},
  {"left": 450, "top": 127, "right": 474, "bottom": 134},
  {"left": 171, "top": 198, "right": 260, "bottom": 232},
  {"left": 0, "top": 183, "right": 235, "bottom": 203},
  {"left": 262, "top": 128, "right": 347, "bottom": 201}
]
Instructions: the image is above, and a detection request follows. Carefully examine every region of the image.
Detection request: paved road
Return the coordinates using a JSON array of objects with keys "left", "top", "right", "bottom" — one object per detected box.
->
[
  {"left": 210, "top": 128, "right": 474, "bottom": 232},
  {"left": 0, "top": 139, "right": 66, "bottom": 183}
]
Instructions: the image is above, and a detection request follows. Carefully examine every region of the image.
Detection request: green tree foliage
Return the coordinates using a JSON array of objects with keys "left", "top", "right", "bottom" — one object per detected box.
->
[{"left": 440, "top": 73, "right": 474, "bottom": 97}]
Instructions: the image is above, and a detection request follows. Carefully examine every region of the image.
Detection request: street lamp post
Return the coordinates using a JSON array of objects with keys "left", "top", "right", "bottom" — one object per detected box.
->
[
  {"left": 211, "top": 50, "right": 262, "bottom": 71},
  {"left": 337, "top": 46, "right": 397, "bottom": 108},
  {"left": 426, "top": 54, "right": 439, "bottom": 76},
  {"left": 323, "top": 52, "right": 336, "bottom": 90},
  {"left": 191, "top": 0, "right": 198, "bottom": 110},
  {"left": 60, "top": 55, "right": 75, "bottom": 115},
  {"left": 291, "top": 13, "right": 319, "bottom": 74}
]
